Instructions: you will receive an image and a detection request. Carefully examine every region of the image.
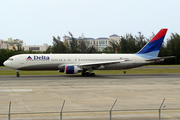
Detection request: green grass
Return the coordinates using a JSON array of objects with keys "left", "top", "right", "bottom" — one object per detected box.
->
[
  {"left": 0, "top": 66, "right": 6, "bottom": 68},
  {"left": 146, "top": 65, "right": 180, "bottom": 67},
  {"left": 0, "top": 70, "right": 64, "bottom": 75},
  {"left": 0, "top": 68, "right": 180, "bottom": 75},
  {"left": 94, "top": 69, "right": 180, "bottom": 74}
]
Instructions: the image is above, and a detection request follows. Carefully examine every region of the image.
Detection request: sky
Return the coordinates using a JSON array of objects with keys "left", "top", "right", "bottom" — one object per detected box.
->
[{"left": 0, "top": 0, "right": 180, "bottom": 45}]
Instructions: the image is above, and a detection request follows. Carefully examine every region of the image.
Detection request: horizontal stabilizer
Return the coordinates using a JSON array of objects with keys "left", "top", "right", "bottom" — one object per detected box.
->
[{"left": 145, "top": 56, "right": 175, "bottom": 61}]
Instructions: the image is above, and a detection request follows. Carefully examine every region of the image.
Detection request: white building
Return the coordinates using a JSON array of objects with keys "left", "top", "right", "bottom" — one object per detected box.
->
[
  {"left": 96, "top": 37, "right": 109, "bottom": 51},
  {"left": 63, "top": 34, "right": 120, "bottom": 51},
  {"left": 23, "top": 44, "right": 48, "bottom": 52},
  {"left": 109, "top": 34, "right": 121, "bottom": 42}
]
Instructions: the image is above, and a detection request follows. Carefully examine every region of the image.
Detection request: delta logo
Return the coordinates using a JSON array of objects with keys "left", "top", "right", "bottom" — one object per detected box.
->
[
  {"left": 27, "top": 56, "right": 32, "bottom": 60},
  {"left": 27, "top": 56, "right": 50, "bottom": 60}
]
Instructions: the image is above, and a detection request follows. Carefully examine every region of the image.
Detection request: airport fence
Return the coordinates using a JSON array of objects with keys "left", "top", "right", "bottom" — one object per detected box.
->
[
  {"left": 1, "top": 108, "right": 180, "bottom": 120},
  {"left": 1, "top": 99, "right": 180, "bottom": 120}
]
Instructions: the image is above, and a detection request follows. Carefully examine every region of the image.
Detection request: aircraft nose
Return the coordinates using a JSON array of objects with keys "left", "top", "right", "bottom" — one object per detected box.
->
[{"left": 3, "top": 60, "right": 8, "bottom": 66}]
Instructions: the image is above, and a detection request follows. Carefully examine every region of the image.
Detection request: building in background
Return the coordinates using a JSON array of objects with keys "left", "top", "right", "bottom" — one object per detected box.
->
[
  {"left": 96, "top": 37, "right": 109, "bottom": 51},
  {"left": 23, "top": 44, "right": 48, "bottom": 52},
  {"left": 0, "top": 38, "right": 48, "bottom": 52},
  {"left": 63, "top": 34, "right": 120, "bottom": 51},
  {"left": 109, "top": 34, "right": 121, "bottom": 41},
  {"left": 0, "top": 38, "right": 23, "bottom": 50}
]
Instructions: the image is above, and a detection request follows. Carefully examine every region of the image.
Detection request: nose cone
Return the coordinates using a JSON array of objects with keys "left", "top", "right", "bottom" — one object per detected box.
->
[{"left": 3, "top": 60, "right": 8, "bottom": 67}]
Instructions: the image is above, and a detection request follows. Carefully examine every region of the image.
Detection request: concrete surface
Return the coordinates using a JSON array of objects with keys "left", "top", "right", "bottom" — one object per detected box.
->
[
  {"left": 0, "top": 74, "right": 180, "bottom": 120},
  {"left": 1, "top": 65, "right": 180, "bottom": 70}
]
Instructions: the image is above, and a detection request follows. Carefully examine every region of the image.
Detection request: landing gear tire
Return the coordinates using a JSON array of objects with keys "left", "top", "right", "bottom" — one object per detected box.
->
[
  {"left": 82, "top": 72, "right": 86, "bottom": 76},
  {"left": 85, "top": 72, "right": 90, "bottom": 76},
  {"left": 91, "top": 73, "right": 95, "bottom": 76},
  {"left": 16, "top": 72, "right": 20, "bottom": 77},
  {"left": 82, "top": 72, "right": 95, "bottom": 77}
]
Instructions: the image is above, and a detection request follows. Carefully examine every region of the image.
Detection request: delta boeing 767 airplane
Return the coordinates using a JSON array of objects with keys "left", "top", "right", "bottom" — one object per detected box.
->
[{"left": 3, "top": 28, "right": 174, "bottom": 77}]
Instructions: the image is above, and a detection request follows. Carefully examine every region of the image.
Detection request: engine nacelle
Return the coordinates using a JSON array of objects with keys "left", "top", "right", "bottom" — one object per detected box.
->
[{"left": 64, "top": 65, "right": 79, "bottom": 74}]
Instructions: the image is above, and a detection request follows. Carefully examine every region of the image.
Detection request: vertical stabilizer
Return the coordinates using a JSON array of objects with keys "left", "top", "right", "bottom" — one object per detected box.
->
[{"left": 136, "top": 28, "right": 168, "bottom": 57}]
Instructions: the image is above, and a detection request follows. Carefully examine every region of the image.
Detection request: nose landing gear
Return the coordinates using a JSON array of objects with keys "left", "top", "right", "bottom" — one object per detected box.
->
[{"left": 16, "top": 70, "right": 20, "bottom": 77}]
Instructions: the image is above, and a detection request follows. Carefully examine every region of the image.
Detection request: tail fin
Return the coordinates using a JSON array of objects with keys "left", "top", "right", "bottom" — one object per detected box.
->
[{"left": 136, "top": 28, "right": 168, "bottom": 57}]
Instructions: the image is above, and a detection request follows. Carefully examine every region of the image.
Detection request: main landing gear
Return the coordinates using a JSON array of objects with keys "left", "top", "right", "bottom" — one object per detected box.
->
[
  {"left": 16, "top": 70, "right": 20, "bottom": 77},
  {"left": 81, "top": 68, "right": 96, "bottom": 77},
  {"left": 81, "top": 72, "right": 95, "bottom": 77}
]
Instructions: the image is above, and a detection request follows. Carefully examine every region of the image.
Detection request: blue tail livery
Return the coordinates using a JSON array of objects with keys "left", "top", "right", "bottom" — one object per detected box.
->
[{"left": 136, "top": 28, "right": 167, "bottom": 57}]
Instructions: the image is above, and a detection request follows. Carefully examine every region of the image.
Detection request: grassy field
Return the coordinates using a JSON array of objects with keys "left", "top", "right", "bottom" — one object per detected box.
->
[
  {"left": 95, "top": 69, "right": 180, "bottom": 74},
  {"left": 137, "top": 64, "right": 180, "bottom": 67},
  {"left": 0, "top": 68, "right": 180, "bottom": 75},
  {"left": 0, "top": 66, "right": 6, "bottom": 68}
]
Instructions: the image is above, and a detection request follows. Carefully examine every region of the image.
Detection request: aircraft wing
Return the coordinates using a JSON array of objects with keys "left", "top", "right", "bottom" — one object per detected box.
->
[
  {"left": 79, "top": 60, "right": 127, "bottom": 69},
  {"left": 145, "top": 56, "right": 175, "bottom": 61}
]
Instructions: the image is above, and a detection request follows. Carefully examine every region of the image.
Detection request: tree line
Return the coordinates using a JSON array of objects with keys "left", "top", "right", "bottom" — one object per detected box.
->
[
  {"left": 0, "top": 32, "right": 180, "bottom": 66},
  {"left": 46, "top": 32, "right": 97, "bottom": 53}
]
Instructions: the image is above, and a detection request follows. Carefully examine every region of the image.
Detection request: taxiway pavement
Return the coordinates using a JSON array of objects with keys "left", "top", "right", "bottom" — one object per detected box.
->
[
  {"left": 1, "top": 65, "right": 180, "bottom": 70},
  {"left": 0, "top": 74, "right": 180, "bottom": 120}
]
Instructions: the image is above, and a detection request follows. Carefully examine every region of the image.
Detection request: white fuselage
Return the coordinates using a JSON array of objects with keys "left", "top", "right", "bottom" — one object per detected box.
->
[{"left": 3, "top": 54, "right": 154, "bottom": 71}]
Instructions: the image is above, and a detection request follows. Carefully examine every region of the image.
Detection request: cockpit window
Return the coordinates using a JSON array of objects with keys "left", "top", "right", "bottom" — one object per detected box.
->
[{"left": 8, "top": 58, "right": 13, "bottom": 61}]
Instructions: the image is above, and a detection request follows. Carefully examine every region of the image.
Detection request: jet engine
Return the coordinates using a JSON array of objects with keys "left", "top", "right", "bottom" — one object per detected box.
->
[{"left": 64, "top": 65, "right": 81, "bottom": 74}]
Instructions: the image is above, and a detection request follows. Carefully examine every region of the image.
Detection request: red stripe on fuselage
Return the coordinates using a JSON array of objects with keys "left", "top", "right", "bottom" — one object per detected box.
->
[
  {"left": 65, "top": 66, "right": 67, "bottom": 74},
  {"left": 150, "top": 29, "right": 168, "bottom": 42}
]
